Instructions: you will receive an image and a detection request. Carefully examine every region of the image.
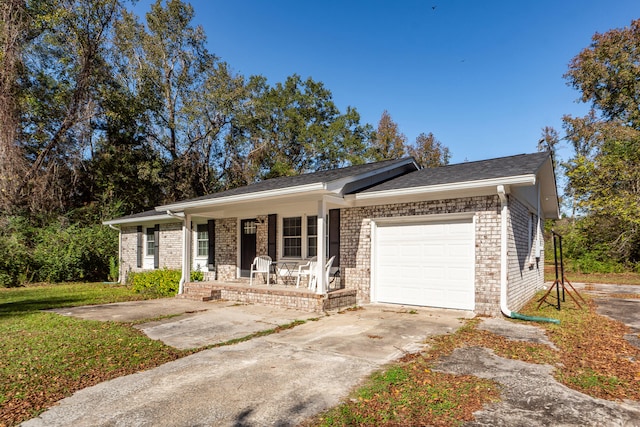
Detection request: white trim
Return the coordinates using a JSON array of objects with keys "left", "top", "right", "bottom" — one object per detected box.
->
[
  {"left": 322, "top": 194, "right": 353, "bottom": 207},
  {"left": 103, "top": 214, "right": 174, "bottom": 226},
  {"left": 356, "top": 175, "right": 537, "bottom": 201},
  {"left": 371, "top": 212, "right": 476, "bottom": 226},
  {"left": 178, "top": 213, "right": 191, "bottom": 294},
  {"left": 279, "top": 214, "right": 319, "bottom": 260}
]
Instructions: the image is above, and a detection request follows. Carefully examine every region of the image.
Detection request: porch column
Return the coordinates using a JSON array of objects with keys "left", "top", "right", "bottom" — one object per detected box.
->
[
  {"left": 316, "top": 198, "right": 327, "bottom": 294},
  {"left": 179, "top": 213, "right": 192, "bottom": 294}
]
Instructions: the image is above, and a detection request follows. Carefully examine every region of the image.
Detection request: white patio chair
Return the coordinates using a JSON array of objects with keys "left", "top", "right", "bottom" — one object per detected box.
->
[
  {"left": 309, "top": 256, "right": 335, "bottom": 291},
  {"left": 294, "top": 257, "right": 317, "bottom": 288},
  {"left": 249, "top": 255, "right": 272, "bottom": 286}
]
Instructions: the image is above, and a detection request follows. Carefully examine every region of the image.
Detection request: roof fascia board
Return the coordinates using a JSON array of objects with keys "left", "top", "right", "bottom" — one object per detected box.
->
[
  {"left": 355, "top": 174, "right": 537, "bottom": 201},
  {"left": 103, "top": 214, "right": 175, "bottom": 226},
  {"left": 353, "top": 186, "right": 497, "bottom": 207},
  {"left": 156, "top": 183, "right": 327, "bottom": 212},
  {"left": 323, "top": 194, "right": 354, "bottom": 207}
]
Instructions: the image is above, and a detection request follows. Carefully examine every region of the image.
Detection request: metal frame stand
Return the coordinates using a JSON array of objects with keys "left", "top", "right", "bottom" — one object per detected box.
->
[{"left": 537, "top": 230, "right": 585, "bottom": 310}]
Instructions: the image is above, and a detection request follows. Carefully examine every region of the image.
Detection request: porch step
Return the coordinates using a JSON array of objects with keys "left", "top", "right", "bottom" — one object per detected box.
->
[{"left": 179, "top": 283, "right": 221, "bottom": 302}]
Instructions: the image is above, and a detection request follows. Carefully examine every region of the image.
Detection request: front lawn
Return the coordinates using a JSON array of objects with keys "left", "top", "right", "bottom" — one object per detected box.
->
[{"left": 0, "top": 283, "right": 188, "bottom": 427}]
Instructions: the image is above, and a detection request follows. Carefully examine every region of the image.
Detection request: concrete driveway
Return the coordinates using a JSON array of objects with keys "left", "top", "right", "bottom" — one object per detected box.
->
[
  {"left": 25, "top": 301, "right": 470, "bottom": 426},
  {"left": 24, "top": 284, "right": 640, "bottom": 426}
]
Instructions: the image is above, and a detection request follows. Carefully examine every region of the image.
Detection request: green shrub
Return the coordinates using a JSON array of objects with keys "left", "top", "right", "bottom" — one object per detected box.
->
[
  {"left": 127, "top": 268, "right": 181, "bottom": 296},
  {"left": 32, "top": 222, "right": 118, "bottom": 283},
  {"left": 0, "top": 233, "right": 32, "bottom": 287},
  {"left": 108, "top": 257, "right": 119, "bottom": 282},
  {"left": 190, "top": 270, "right": 204, "bottom": 282},
  {"left": 0, "top": 217, "right": 34, "bottom": 287}
]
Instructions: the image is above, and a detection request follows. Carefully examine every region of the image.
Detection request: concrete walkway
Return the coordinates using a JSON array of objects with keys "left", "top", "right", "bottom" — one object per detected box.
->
[{"left": 25, "top": 303, "right": 470, "bottom": 426}]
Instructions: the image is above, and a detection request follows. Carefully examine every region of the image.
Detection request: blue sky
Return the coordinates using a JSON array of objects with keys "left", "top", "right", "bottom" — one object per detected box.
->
[{"left": 134, "top": 0, "right": 639, "bottom": 164}]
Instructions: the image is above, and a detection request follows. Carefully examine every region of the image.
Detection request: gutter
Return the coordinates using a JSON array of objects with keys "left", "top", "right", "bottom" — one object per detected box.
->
[{"left": 497, "top": 185, "right": 559, "bottom": 324}]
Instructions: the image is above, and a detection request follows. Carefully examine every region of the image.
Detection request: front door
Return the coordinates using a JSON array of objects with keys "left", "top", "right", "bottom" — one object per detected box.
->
[{"left": 240, "top": 219, "right": 257, "bottom": 277}]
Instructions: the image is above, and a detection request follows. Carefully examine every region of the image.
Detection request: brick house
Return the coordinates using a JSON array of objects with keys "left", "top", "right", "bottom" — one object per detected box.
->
[{"left": 104, "top": 152, "right": 559, "bottom": 316}]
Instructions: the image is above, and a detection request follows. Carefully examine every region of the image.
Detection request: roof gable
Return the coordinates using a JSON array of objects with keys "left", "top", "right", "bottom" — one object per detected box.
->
[
  {"left": 360, "top": 152, "right": 551, "bottom": 193},
  {"left": 156, "top": 157, "right": 418, "bottom": 211}
]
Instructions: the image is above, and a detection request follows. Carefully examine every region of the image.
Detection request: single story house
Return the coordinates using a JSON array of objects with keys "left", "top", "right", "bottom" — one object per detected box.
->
[{"left": 104, "top": 152, "right": 559, "bottom": 316}]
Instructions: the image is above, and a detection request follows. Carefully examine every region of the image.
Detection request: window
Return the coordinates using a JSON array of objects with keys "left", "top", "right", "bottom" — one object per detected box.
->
[
  {"left": 243, "top": 220, "right": 257, "bottom": 235},
  {"left": 283, "top": 217, "right": 302, "bottom": 257},
  {"left": 307, "top": 216, "right": 317, "bottom": 257},
  {"left": 146, "top": 227, "right": 155, "bottom": 256},
  {"left": 197, "top": 224, "right": 208, "bottom": 257}
]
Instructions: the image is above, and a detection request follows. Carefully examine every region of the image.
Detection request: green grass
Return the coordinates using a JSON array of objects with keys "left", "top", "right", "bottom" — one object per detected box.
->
[
  {"left": 0, "top": 282, "right": 314, "bottom": 427},
  {"left": 0, "top": 282, "right": 157, "bottom": 316},
  {"left": 0, "top": 283, "right": 186, "bottom": 427},
  {"left": 543, "top": 266, "right": 640, "bottom": 286}
]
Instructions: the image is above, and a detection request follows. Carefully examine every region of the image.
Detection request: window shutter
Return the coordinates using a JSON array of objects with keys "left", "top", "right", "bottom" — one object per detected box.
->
[
  {"left": 329, "top": 209, "right": 340, "bottom": 267},
  {"left": 268, "top": 214, "right": 277, "bottom": 261},
  {"left": 207, "top": 219, "right": 215, "bottom": 269},
  {"left": 153, "top": 224, "right": 160, "bottom": 269},
  {"left": 136, "top": 226, "right": 143, "bottom": 268}
]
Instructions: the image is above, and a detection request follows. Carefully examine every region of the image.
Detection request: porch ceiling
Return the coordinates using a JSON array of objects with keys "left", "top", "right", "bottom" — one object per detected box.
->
[{"left": 186, "top": 191, "right": 348, "bottom": 219}]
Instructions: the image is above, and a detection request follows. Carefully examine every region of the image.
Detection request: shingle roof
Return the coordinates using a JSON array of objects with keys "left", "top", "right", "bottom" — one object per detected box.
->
[
  {"left": 164, "top": 157, "right": 416, "bottom": 204},
  {"left": 361, "top": 152, "right": 551, "bottom": 193}
]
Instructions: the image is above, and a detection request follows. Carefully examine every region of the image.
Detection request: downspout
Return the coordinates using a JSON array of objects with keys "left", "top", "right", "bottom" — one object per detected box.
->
[
  {"left": 166, "top": 210, "right": 189, "bottom": 295},
  {"left": 497, "top": 185, "right": 559, "bottom": 324},
  {"left": 108, "top": 224, "right": 121, "bottom": 284}
]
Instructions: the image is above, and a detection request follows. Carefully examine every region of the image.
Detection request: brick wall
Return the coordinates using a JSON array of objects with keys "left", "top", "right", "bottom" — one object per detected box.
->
[
  {"left": 341, "top": 196, "right": 502, "bottom": 316},
  {"left": 120, "top": 225, "right": 138, "bottom": 282},
  {"left": 119, "top": 222, "right": 183, "bottom": 283},
  {"left": 506, "top": 196, "right": 545, "bottom": 311},
  {"left": 159, "top": 222, "right": 182, "bottom": 269},
  {"left": 256, "top": 215, "right": 268, "bottom": 257},
  {"left": 215, "top": 218, "right": 237, "bottom": 281}
]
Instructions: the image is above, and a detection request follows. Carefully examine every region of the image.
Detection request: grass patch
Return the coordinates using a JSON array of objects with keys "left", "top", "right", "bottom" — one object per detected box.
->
[
  {"left": 0, "top": 283, "right": 187, "bottom": 426},
  {"left": 310, "top": 317, "right": 560, "bottom": 426},
  {"left": 314, "top": 359, "right": 499, "bottom": 427},
  {"left": 0, "top": 282, "right": 157, "bottom": 316},
  {"left": 544, "top": 266, "right": 640, "bottom": 286},
  {"left": 520, "top": 292, "right": 640, "bottom": 401},
  {"left": 201, "top": 319, "right": 308, "bottom": 350}
]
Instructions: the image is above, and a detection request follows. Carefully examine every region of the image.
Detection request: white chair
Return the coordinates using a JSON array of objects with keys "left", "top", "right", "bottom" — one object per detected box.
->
[
  {"left": 249, "top": 255, "right": 272, "bottom": 286},
  {"left": 309, "top": 256, "right": 335, "bottom": 291},
  {"left": 294, "top": 257, "right": 317, "bottom": 288}
]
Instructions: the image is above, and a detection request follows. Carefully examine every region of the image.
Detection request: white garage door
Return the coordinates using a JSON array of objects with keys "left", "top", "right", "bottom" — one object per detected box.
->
[{"left": 373, "top": 218, "right": 475, "bottom": 310}]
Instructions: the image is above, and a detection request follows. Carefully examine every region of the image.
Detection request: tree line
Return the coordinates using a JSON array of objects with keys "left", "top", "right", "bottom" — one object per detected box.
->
[
  {"left": 0, "top": 0, "right": 449, "bottom": 220},
  {"left": 0, "top": 0, "right": 450, "bottom": 285},
  {"left": 545, "top": 18, "right": 640, "bottom": 273},
  {"left": 1, "top": 0, "right": 638, "bottom": 285}
]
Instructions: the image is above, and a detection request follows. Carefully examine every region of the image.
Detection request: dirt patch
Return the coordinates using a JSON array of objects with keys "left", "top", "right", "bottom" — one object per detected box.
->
[{"left": 436, "top": 346, "right": 640, "bottom": 426}]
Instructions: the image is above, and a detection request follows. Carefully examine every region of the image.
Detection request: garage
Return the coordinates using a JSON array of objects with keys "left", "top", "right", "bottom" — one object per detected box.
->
[{"left": 372, "top": 217, "right": 475, "bottom": 310}]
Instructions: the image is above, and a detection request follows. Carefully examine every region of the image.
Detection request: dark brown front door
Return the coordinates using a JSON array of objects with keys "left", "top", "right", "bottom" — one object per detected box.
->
[{"left": 240, "top": 219, "right": 257, "bottom": 277}]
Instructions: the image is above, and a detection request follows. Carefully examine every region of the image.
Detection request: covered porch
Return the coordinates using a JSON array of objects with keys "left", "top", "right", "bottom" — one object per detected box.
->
[{"left": 179, "top": 279, "right": 357, "bottom": 313}]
